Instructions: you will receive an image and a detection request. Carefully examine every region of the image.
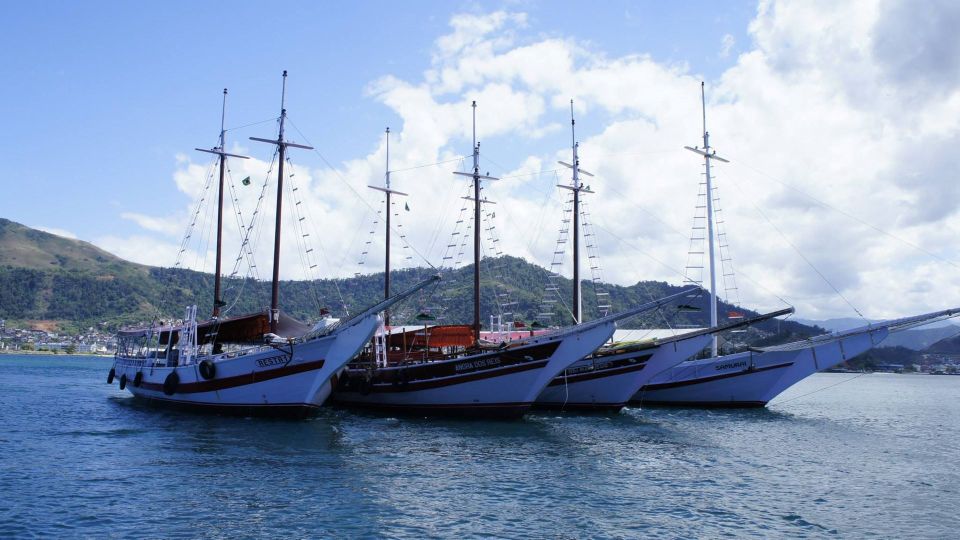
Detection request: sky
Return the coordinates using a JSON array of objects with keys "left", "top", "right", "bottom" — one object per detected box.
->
[{"left": 1, "top": 0, "right": 959, "bottom": 321}]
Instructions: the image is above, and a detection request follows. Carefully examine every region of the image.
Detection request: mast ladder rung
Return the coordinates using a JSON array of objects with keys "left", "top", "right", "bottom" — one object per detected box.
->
[{"left": 596, "top": 292, "right": 610, "bottom": 296}]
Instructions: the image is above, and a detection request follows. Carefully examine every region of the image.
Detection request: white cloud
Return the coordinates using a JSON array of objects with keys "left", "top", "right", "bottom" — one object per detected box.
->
[
  {"left": 720, "top": 34, "right": 735, "bottom": 59},
  {"left": 102, "top": 1, "right": 960, "bottom": 320},
  {"left": 34, "top": 226, "right": 77, "bottom": 239}
]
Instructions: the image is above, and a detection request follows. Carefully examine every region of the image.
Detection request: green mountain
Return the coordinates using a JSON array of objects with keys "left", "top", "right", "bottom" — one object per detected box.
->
[
  {"left": 0, "top": 218, "right": 816, "bottom": 341},
  {"left": 926, "top": 334, "right": 960, "bottom": 354}
]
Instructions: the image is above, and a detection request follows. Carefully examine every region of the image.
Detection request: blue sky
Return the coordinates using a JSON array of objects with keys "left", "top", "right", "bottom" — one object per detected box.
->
[
  {"left": 1, "top": 0, "right": 752, "bottom": 239},
  {"left": 2, "top": 1, "right": 959, "bottom": 320}
]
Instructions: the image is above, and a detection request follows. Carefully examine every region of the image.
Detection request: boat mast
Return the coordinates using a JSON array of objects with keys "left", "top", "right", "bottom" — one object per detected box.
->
[
  {"left": 558, "top": 100, "right": 594, "bottom": 324},
  {"left": 684, "top": 82, "right": 728, "bottom": 356},
  {"left": 385, "top": 128, "right": 391, "bottom": 323},
  {"left": 452, "top": 102, "right": 499, "bottom": 343},
  {"left": 195, "top": 89, "right": 248, "bottom": 319},
  {"left": 368, "top": 128, "right": 408, "bottom": 327},
  {"left": 472, "top": 101, "right": 481, "bottom": 341},
  {"left": 572, "top": 103, "right": 580, "bottom": 324},
  {"left": 250, "top": 70, "right": 314, "bottom": 333}
]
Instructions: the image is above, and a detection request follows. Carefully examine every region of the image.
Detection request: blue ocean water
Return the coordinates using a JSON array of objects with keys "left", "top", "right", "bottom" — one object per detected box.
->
[{"left": 1, "top": 355, "right": 958, "bottom": 538}]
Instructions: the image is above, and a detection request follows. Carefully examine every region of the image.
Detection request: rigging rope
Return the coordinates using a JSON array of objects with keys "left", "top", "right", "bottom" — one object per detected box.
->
[
  {"left": 224, "top": 116, "right": 281, "bottom": 133},
  {"left": 725, "top": 174, "right": 869, "bottom": 323},
  {"left": 285, "top": 117, "right": 438, "bottom": 271},
  {"left": 727, "top": 157, "right": 960, "bottom": 270},
  {"left": 387, "top": 155, "right": 470, "bottom": 175},
  {"left": 770, "top": 372, "right": 868, "bottom": 406}
]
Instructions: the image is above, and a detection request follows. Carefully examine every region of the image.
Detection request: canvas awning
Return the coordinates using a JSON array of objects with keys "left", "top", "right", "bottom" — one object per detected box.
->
[
  {"left": 117, "top": 310, "right": 311, "bottom": 344},
  {"left": 385, "top": 324, "right": 475, "bottom": 349}
]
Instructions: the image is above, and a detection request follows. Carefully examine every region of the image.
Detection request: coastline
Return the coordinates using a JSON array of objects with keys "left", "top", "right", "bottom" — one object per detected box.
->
[{"left": 0, "top": 350, "right": 113, "bottom": 358}]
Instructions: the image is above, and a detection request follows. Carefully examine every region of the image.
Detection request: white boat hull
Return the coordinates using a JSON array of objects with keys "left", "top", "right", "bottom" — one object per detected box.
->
[
  {"left": 111, "top": 314, "right": 380, "bottom": 417},
  {"left": 535, "top": 334, "right": 712, "bottom": 411},
  {"left": 331, "top": 321, "right": 617, "bottom": 418},
  {"left": 634, "top": 327, "right": 889, "bottom": 407}
]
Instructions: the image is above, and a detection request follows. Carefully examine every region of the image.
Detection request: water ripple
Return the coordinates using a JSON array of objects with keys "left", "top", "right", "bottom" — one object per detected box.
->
[{"left": 2, "top": 356, "right": 959, "bottom": 538}]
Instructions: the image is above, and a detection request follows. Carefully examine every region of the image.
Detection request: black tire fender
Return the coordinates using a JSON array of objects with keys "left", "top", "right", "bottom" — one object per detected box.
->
[
  {"left": 199, "top": 359, "right": 216, "bottom": 380},
  {"left": 107, "top": 368, "right": 116, "bottom": 385},
  {"left": 119, "top": 373, "right": 127, "bottom": 390},
  {"left": 133, "top": 371, "right": 143, "bottom": 388},
  {"left": 163, "top": 371, "right": 180, "bottom": 396}
]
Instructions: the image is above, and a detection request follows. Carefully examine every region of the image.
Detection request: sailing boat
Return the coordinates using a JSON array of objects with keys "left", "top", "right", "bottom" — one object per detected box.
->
[
  {"left": 633, "top": 82, "right": 960, "bottom": 407},
  {"left": 534, "top": 102, "right": 795, "bottom": 412},
  {"left": 330, "top": 101, "right": 699, "bottom": 418},
  {"left": 108, "top": 73, "right": 438, "bottom": 417}
]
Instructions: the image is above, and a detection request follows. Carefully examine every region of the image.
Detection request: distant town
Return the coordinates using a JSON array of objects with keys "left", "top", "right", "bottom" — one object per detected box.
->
[
  {"left": 0, "top": 319, "right": 115, "bottom": 355},
  {"left": 3, "top": 317, "right": 959, "bottom": 375}
]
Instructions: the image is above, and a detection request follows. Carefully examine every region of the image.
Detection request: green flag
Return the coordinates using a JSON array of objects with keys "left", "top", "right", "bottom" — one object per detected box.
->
[{"left": 241, "top": 176, "right": 251, "bottom": 186}]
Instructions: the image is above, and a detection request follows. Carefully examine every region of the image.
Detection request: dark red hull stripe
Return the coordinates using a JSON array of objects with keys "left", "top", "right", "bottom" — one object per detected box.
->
[
  {"left": 135, "top": 357, "right": 326, "bottom": 394},
  {"left": 531, "top": 402, "right": 625, "bottom": 413},
  {"left": 631, "top": 400, "right": 768, "bottom": 408},
  {"left": 338, "top": 340, "right": 563, "bottom": 395},
  {"left": 638, "top": 361, "right": 794, "bottom": 392},
  {"left": 131, "top": 395, "right": 321, "bottom": 418},
  {"left": 364, "top": 359, "right": 550, "bottom": 393},
  {"left": 547, "top": 360, "right": 649, "bottom": 387},
  {"left": 359, "top": 340, "right": 561, "bottom": 380},
  {"left": 330, "top": 400, "right": 530, "bottom": 419}
]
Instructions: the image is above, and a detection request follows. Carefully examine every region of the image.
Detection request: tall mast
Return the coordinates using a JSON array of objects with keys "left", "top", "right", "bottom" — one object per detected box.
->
[
  {"left": 571, "top": 103, "right": 580, "bottom": 324},
  {"left": 684, "top": 81, "right": 728, "bottom": 356},
  {"left": 195, "top": 89, "right": 248, "bottom": 319},
  {"left": 385, "top": 128, "right": 391, "bottom": 323},
  {"left": 472, "top": 102, "right": 481, "bottom": 341},
  {"left": 250, "top": 70, "right": 314, "bottom": 332},
  {"left": 558, "top": 100, "right": 594, "bottom": 325},
  {"left": 368, "top": 128, "right": 407, "bottom": 327},
  {"left": 452, "top": 102, "right": 499, "bottom": 343}
]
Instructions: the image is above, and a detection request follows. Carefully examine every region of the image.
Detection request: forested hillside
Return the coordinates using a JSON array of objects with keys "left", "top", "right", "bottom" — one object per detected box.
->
[{"left": 0, "top": 218, "right": 816, "bottom": 342}]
